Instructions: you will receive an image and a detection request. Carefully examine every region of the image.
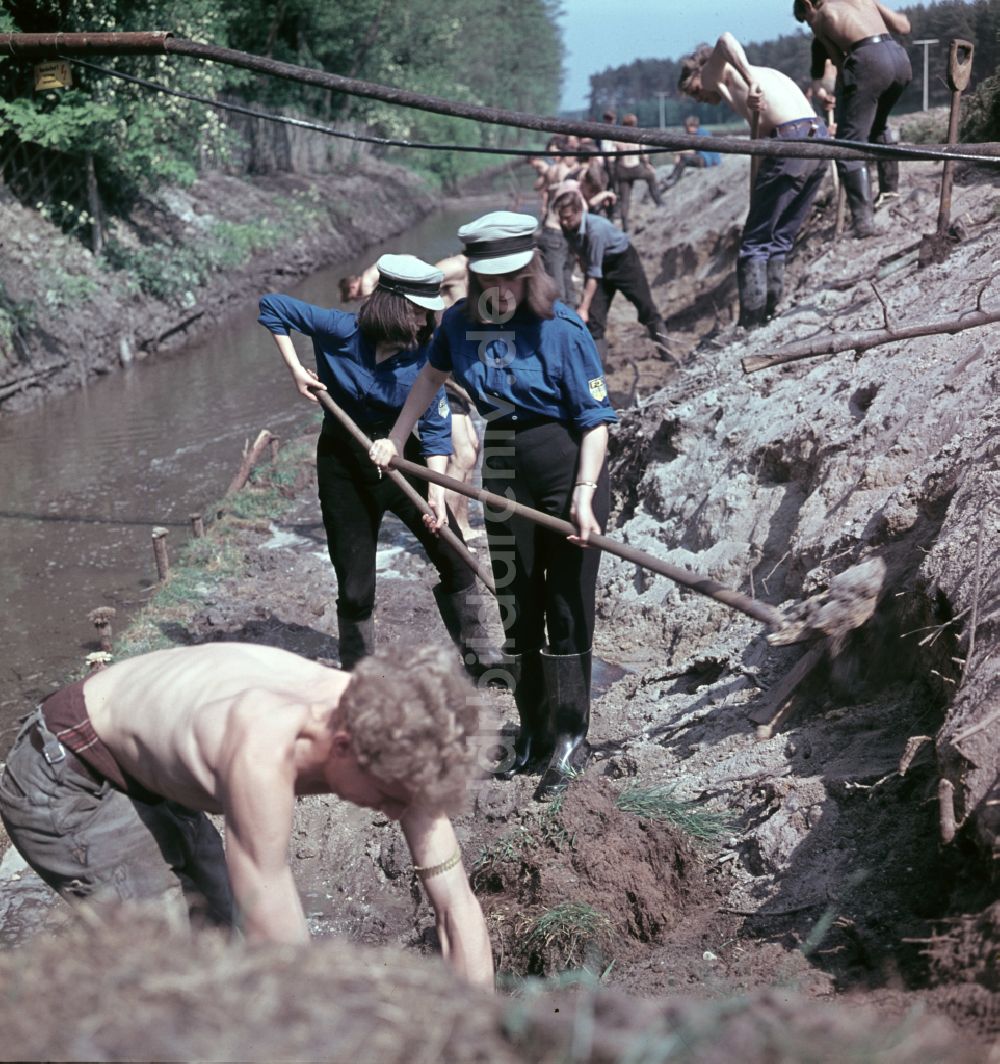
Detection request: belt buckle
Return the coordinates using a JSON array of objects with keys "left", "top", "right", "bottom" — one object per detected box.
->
[{"left": 39, "top": 731, "right": 66, "bottom": 765}]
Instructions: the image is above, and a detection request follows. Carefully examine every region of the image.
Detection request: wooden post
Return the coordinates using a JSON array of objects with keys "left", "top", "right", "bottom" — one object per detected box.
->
[
  {"left": 85, "top": 152, "right": 103, "bottom": 256},
  {"left": 189, "top": 512, "right": 205, "bottom": 538},
  {"left": 151, "top": 526, "right": 170, "bottom": 581},
  {"left": 226, "top": 429, "right": 276, "bottom": 495},
  {"left": 269, "top": 435, "right": 281, "bottom": 464}
]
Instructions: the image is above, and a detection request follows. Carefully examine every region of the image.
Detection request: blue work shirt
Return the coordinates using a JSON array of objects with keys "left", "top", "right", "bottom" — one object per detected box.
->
[
  {"left": 694, "top": 126, "right": 722, "bottom": 166},
  {"left": 563, "top": 213, "right": 630, "bottom": 280},
  {"left": 427, "top": 300, "right": 617, "bottom": 432},
  {"left": 258, "top": 294, "right": 452, "bottom": 457}
]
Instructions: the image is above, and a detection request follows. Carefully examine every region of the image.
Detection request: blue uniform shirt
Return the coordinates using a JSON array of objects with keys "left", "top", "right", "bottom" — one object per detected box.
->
[
  {"left": 258, "top": 294, "right": 452, "bottom": 457},
  {"left": 428, "top": 300, "right": 617, "bottom": 432},
  {"left": 563, "top": 213, "right": 630, "bottom": 280},
  {"left": 694, "top": 126, "right": 722, "bottom": 166}
]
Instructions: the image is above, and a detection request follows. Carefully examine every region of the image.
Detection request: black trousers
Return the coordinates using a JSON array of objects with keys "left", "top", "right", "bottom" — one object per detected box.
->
[
  {"left": 316, "top": 424, "right": 474, "bottom": 622},
  {"left": 835, "top": 38, "right": 912, "bottom": 178},
  {"left": 587, "top": 245, "right": 664, "bottom": 345},
  {"left": 481, "top": 419, "right": 609, "bottom": 656}
]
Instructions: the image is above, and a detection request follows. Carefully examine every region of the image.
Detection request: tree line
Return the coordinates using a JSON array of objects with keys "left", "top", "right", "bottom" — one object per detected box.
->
[
  {"left": 586, "top": 0, "right": 1000, "bottom": 132},
  {"left": 0, "top": 0, "right": 564, "bottom": 201}
]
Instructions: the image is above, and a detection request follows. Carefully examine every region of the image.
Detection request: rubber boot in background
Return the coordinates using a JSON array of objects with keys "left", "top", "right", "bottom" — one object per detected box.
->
[
  {"left": 433, "top": 584, "right": 504, "bottom": 681},
  {"left": 736, "top": 257, "right": 769, "bottom": 329},
  {"left": 337, "top": 614, "right": 375, "bottom": 671},
  {"left": 647, "top": 315, "right": 677, "bottom": 365},
  {"left": 765, "top": 255, "right": 786, "bottom": 320},
  {"left": 495, "top": 649, "right": 548, "bottom": 780},
  {"left": 534, "top": 649, "right": 592, "bottom": 802},
  {"left": 875, "top": 126, "right": 900, "bottom": 208},
  {"left": 842, "top": 165, "right": 875, "bottom": 237}
]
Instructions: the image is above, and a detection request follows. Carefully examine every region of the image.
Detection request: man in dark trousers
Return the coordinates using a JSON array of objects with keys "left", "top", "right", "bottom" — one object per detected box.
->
[
  {"left": 553, "top": 181, "right": 671, "bottom": 362},
  {"left": 794, "top": 0, "right": 911, "bottom": 236},
  {"left": 0, "top": 642, "right": 494, "bottom": 987},
  {"left": 678, "top": 34, "right": 829, "bottom": 328}
]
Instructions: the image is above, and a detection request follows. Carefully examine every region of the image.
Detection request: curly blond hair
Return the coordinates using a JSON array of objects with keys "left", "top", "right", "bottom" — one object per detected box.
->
[{"left": 335, "top": 644, "right": 479, "bottom": 814}]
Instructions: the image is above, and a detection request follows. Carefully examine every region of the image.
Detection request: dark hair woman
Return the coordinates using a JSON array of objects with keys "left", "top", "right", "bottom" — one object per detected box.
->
[
  {"left": 370, "top": 213, "right": 618, "bottom": 802},
  {"left": 258, "top": 254, "right": 495, "bottom": 673}
]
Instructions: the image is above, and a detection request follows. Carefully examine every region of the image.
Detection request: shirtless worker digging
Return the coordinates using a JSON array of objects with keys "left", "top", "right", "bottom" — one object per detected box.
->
[
  {"left": 794, "top": 0, "right": 912, "bottom": 235},
  {"left": 678, "top": 33, "right": 831, "bottom": 328},
  {"left": 0, "top": 642, "right": 494, "bottom": 987}
]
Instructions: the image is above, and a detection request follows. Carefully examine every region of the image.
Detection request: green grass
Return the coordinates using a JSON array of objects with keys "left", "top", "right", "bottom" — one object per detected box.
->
[
  {"left": 524, "top": 902, "right": 617, "bottom": 972},
  {"left": 616, "top": 784, "right": 730, "bottom": 843}
]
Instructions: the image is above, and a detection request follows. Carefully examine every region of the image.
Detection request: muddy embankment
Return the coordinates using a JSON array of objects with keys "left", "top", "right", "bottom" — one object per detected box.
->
[
  {"left": 0, "top": 158, "right": 437, "bottom": 412},
  {"left": 1, "top": 151, "right": 999, "bottom": 1060}
]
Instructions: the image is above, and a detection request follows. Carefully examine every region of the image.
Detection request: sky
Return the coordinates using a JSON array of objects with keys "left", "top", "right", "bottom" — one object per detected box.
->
[{"left": 557, "top": 1, "right": 810, "bottom": 111}]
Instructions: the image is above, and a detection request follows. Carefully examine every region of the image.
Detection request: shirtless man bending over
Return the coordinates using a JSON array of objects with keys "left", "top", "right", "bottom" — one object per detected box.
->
[
  {"left": 678, "top": 33, "right": 829, "bottom": 328},
  {"left": 0, "top": 642, "right": 494, "bottom": 987},
  {"left": 794, "top": 0, "right": 911, "bottom": 234}
]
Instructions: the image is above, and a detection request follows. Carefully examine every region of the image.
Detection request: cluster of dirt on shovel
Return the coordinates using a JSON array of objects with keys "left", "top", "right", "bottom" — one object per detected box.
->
[{"left": 2, "top": 152, "right": 1000, "bottom": 1058}]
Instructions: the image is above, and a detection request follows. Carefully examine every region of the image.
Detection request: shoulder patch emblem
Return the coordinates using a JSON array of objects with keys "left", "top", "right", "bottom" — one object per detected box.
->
[
  {"left": 588, "top": 376, "right": 607, "bottom": 402},
  {"left": 438, "top": 395, "right": 451, "bottom": 419}
]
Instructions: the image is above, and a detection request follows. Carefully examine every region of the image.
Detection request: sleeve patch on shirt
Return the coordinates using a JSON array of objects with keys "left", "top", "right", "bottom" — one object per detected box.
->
[
  {"left": 588, "top": 376, "right": 608, "bottom": 402},
  {"left": 438, "top": 395, "right": 451, "bottom": 419}
]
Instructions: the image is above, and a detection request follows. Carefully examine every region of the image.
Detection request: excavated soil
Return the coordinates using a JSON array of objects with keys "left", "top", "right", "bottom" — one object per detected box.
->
[{"left": 2, "top": 154, "right": 1000, "bottom": 1058}]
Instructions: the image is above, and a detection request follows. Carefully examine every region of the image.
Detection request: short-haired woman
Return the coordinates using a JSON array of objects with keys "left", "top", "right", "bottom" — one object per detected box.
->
[
  {"left": 370, "top": 214, "right": 617, "bottom": 802},
  {"left": 259, "top": 255, "right": 495, "bottom": 673}
]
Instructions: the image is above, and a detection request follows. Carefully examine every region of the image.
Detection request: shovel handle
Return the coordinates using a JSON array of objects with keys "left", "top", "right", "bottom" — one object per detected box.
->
[
  {"left": 750, "top": 111, "right": 761, "bottom": 193},
  {"left": 386, "top": 452, "right": 786, "bottom": 629},
  {"left": 947, "top": 39, "right": 974, "bottom": 93},
  {"left": 313, "top": 390, "right": 496, "bottom": 594}
]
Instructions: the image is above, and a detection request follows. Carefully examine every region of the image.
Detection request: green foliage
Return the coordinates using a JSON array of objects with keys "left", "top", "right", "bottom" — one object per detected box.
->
[
  {"left": 101, "top": 216, "right": 288, "bottom": 303},
  {"left": 42, "top": 269, "right": 99, "bottom": 309},
  {"left": 0, "top": 281, "right": 36, "bottom": 349},
  {"left": 961, "top": 71, "right": 1000, "bottom": 142},
  {"left": 616, "top": 784, "right": 731, "bottom": 843}
]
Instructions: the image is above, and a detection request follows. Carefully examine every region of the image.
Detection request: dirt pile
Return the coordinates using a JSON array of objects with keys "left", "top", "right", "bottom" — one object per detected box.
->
[
  {"left": 472, "top": 777, "right": 705, "bottom": 973},
  {"left": 0, "top": 908, "right": 981, "bottom": 1064},
  {"left": 0, "top": 159, "right": 435, "bottom": 411}
]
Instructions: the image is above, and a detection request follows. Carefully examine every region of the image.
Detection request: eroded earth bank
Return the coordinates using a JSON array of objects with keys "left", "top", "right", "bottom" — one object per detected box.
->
[{"left": 1, "top": 156, "right": 998, "bottom": 1061}]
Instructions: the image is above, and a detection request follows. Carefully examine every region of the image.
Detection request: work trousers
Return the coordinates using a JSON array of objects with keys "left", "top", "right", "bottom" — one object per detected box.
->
[
  {"left": 740, "top": 118, "right": 828, "bottom": 263},
  {"left": 317, "top": 423, "right": 474, "bottom": 623},
  {"left": 586, "top": 244, "right": 664, "bottom": 345},
  {"left": 835, "top": 38, "right": 912, "bottom": 178},
  {"left": 537, "top": 226, "right": 575, "bottom": 304},
  {"left": 616, "top": 162, "right": 660, "bottom": 231},
  {"left": 481, "top": 419, "right": 609, "bottom": 656},
  {"left": 0, "top": 708, "right": 233, "bottom": 927}
]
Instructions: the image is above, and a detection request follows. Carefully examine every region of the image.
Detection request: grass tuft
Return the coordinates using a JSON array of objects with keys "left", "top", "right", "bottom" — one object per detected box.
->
[{"left": 616, "top": 784, "right": 730, "bottom": 842}]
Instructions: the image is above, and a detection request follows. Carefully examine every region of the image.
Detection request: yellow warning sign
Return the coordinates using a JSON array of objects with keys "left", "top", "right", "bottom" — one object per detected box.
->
[{"left": 34, "top": 62, "right": 72, "bottom": 92}]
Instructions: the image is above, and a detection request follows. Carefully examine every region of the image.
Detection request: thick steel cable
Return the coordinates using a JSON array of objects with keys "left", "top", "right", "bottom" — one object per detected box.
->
[{"left": 2, "top": 33, "right": 998, "bottom": 166}]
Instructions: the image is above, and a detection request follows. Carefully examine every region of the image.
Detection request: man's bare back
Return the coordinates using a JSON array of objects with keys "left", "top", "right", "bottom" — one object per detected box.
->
[
  {"left": 696, "top": 34, "right": 815, "bottom": 135},
  {"left": 796, "top": 0, "right": 911, "bottom": 56},
  {"left": 84, "top": 643, "right": 350, "bottom": 814}
]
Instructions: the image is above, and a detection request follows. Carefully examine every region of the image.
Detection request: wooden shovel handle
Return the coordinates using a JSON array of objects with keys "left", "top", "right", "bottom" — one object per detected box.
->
[
  {"left": 386, "top": 452, "right": 786, "bottom": 629},
  {"left": 313, "top": 390, "right": 496, "bottom": 594}
]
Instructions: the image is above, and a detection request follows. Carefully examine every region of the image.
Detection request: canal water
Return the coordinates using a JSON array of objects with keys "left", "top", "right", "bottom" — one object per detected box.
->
[{"left": 0, "top": 197, "right": 512, "bottom": 743}]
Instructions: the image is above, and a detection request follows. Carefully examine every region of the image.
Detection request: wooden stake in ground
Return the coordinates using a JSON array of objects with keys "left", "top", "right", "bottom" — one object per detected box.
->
[{"left": 226, "top": 429, "right": 276, "bottom": 495}]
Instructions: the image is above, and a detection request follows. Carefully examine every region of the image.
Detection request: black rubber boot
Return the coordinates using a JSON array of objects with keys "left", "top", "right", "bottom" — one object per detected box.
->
[
  {"left": 842, "top": 166, "right": 875, "bottom": 237},
  {"left": 765, "top": 255, "right": 786, "bottom": 320},
  {"left": 875, "top": 127, "right": 900, "bottom": 204},
  {"left": 337, "top": 614, "right": 375, "bottom": 671},
  {"left": 433, "top": 584, "right": 504, "bottom": 680},
  {"left": 495, "top": 650, "right": 548, "bottom": 779},
  {"left": 533, "top": 649, "right": 591, "bottom": 802},
  {"left": 737, "top": 258, "right": 769, "bottom": 329}
]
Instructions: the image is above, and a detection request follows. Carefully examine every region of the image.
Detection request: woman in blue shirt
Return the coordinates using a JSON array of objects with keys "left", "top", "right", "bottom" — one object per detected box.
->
[
  {"left": 370, "top": 214, "right": 617, "bottom": 802},
  {"left": 258, "top": 254, "right": 492, "bottom": 673}
]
